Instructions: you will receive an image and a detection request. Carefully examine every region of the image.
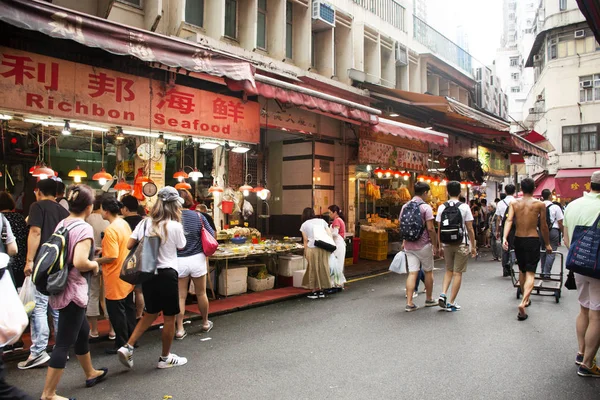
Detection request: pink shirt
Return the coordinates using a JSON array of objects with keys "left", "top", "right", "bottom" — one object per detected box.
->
[
  {"left": 49, "top": 218, "right": 94, "bottom": 310},
  {"left": 331, "top": 217, "right": 346, "bottom": 239},
  {"left": 400, "top": 197, "right": 434, "bottom": 251}
]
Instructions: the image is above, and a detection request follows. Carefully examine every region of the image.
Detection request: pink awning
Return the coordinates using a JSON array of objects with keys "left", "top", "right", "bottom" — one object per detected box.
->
[
  {"left": 0, "top": 0, "right": 255, "bottom": 85},
  {"left": 555, "top": 168, "right": 600, "bottom": 198},
  {"left": 373, "top": 118, "right": 449, "bottom": 146},
  {"left": 533, "top": 175, "right": 555, "bottom": 197}
]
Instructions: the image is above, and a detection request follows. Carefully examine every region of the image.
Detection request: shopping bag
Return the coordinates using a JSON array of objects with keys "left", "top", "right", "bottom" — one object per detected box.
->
[
  {"left": 566, "top": 214, "right": 600, "bottom": 279},
  {"left": 0, "top": 267, "right": 28, "bottom": 347},
  {"left": 564, "top": 270, "right": 577, "bottom": 290},
  {"left": 389, "top": 251, "right": 408, "bottom": 274},
  {"left": 120, "top": 220, "right": 160, "bottom": 284},
  {"left": 198, "top": 212, "right": 218, "bottom": 256},
  {"left": 19, "top": 276, "right": 36, "bottom": 315},
  {"left": 314, "top": 224, "right": 336, "bottom": 252}
]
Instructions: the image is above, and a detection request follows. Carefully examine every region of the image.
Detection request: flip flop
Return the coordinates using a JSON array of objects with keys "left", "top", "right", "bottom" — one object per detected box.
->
[
  {"left": 200, "top": 320, "right": 214, "bottom": 333},
  {"left": 89, "top": 333, "right": 99, "bottom": 339},
  {"left": 525, "top": 299, "right": 532, "bottom": 307},
  {"left": 517, "top": 313, "right": 529, "bottom": 321}
]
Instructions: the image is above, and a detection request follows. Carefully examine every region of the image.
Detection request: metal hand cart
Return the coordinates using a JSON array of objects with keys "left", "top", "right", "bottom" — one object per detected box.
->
[{"left": 508, "top": 250, "right": 564, "bottom": 303}]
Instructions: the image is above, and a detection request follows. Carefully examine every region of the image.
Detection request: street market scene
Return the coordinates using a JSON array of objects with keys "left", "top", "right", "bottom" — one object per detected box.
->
[{"left": 0, "top": 0, "right": 599, "bottom": 399}]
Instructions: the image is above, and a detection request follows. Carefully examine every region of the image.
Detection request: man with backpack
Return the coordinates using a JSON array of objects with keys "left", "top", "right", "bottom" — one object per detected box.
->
[
  {"left": 436, "top": 181, "right": 476, "bottom": 312},
  {"left": 563, "top": 170, "right": 600, "bottom": 377},
  {"left": 540, "top": 189, "right": 564, "bottom": 280},
  {"left": 495, "top": 184, "right": 517, "bottom": 277},
  {"left": 19, "top": 179, "right": 69, "bottom": 370},
  {"left": 400, "top": 182, "right": 439, "bottom": 312}
]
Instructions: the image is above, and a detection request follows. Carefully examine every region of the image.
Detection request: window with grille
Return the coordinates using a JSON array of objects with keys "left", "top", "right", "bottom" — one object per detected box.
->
[
  {"left": 225, "top": 0, "right": 237, "bottom": 39},
  {"left": 562, "top": 124, "right": 600, "bottom": 152},
  {"left": 511, "top": 72, "right": 519, "bottom": 80},
  {"left": 257, "top": 0, "right": 267, "bottom": 50},
  {"left": 511, "top": 87, "right": 520, "bottom": 93},
  {"left": 579, "top": 74, "right": 600, "bottom": 102},
  {"left": 510, "top": 57, "right": 519, "bottom": 66},
  {"left": 185, "top": 0, "right": 204, "bottom": 28}
]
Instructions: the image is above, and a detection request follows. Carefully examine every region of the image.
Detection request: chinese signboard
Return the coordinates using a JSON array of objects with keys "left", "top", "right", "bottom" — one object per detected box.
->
[
  {"left": 555, "top": 178, "right": 591, "bottom": 199},
  {"left": 478, "top": 146, "right": 509, "bottom": 177},
  {"left": 259, "top": 98, "right": 318, "bottom": 133},
  {"left": 359, "top": 139, "right": 428, "bottom": 171},
  {"left": 359, "top": 127, "right": 429, "bottom": 154},
  {"left": 0, "top": 47, "right": 260, "bottom": 143}
]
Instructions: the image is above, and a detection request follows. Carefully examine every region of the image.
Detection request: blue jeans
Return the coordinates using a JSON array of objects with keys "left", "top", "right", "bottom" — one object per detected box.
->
[
  {"left": 540, "top": 228, "right": 560, "bottom": 276},
  {"left": 30, "top": 289, "right": 59, "bottom": 357}
]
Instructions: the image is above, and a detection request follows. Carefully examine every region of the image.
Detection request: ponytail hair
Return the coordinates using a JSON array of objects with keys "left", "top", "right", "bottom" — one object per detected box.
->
[
  {"left": 101, "top": 196, "right": 123, "bottom": 215},
  {"left": 67, "top": 185, "right": 94, "bottom": 214},
  {"left": 328, "top": 204, "right": 345, "bottom": 222}
]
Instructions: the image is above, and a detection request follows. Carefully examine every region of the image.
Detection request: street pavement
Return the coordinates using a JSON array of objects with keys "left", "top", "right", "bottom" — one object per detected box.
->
[{"left": 4, "top": 249, "right": 600, "bottom": 399}]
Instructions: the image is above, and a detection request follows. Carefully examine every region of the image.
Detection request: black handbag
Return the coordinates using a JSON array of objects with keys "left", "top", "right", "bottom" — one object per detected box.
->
[
  {"left": 565, "top": 270, "right": 577, "bottom": 290},
  {"left": 314, "top": 240, "right": 336, "bottom": 253}
]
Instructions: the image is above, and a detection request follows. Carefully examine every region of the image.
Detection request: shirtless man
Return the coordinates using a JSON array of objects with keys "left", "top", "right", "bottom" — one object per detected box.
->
[{"left": 502, "top": 178, "right": 552, "bottom": 321}]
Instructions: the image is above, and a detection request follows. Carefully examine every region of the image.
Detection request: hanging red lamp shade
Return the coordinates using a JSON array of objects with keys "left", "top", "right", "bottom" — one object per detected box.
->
[
  {"left": 208, "top": 185, "right": 224, "bottom": 194},
  {"left": 139, "top": 176, "right": 153, "bottom": 184},
  {"left": 373, "top": 167, "right": 383, "bottom": 178},
  {"left": 252, "top": 186, "right": 265, "bottom": 193},
  {"left": 114, "top": 178, "right": 132, "bottom": 191},
  {"left": 92, "top": 168, "right": 112, "bottom": 185},
  {"left": 402, "top": 172, "right": 411, "bottom": 181},
  {"left": 175, "top": 182, "right": 192, "bottom": 190},
  {"left": 239, "top": 184, "right": 253, "bottom": 196},
  {"left": 32, "top": 166, "right": 55, "bottom": 179},
  {"left": 384, "top": 169, "right": 393, "bottom": 177},
  {"left": 173, "top": 170, "right": 189, "bottom": 182},
  {"left": 68, "top": 165, "right": 87, "bottom": 183},
  {"left": 29, "top": 164, "right": 41, "bottom": 175},
  {"left": 393, "top": 170, "right": 401, "bottom": 179}
]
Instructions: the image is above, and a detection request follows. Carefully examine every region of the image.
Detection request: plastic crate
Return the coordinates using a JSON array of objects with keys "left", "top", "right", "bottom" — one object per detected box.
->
[
  {"left": 360, "top": 238, "right": 389, "bottom": 247},
  {"left": 360, "top": 230, "right": 387, "bottom": 241},
  {"left": 360, "top": 249, "right": 388, "bottom": 261}
]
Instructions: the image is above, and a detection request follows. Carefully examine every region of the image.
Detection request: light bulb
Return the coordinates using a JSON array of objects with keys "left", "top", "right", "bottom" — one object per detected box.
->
[
  {"left": 404, "top": 175, "right": 409, "bottom": 181},
  {"left": 178, "top": 176, "right": 184, "bottom": 182},
  {"left": 39, "top": 174, "right": 48, "bottom": 180},
  {"left": 243, "top": 189, "right": 249, "bottom": 196},
  {"left": 191, "top": 176, "right": 199, "bottom": 182},
  {"left": 74, "top": 176, "right": 81, "bottom": 183},
  {"left": 376, "top": 172, "right": 383, "bottom": 178},
  {"left": 366, "top": 165, "right": 372, "bottom": 171},
  {"left": 98, "top": 178, "right": 107, "bottom": 185}
]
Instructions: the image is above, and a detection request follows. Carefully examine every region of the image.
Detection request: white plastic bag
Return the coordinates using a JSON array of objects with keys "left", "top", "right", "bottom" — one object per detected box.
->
[
  {"left": 19, "top": 276, "right": 36, "bottom": 308},
  {"left": 389, "top": 251, "right": 408, "bottom": 274},
  {"left": 0, "top": 268, "right": 29, "bottom": 347}
]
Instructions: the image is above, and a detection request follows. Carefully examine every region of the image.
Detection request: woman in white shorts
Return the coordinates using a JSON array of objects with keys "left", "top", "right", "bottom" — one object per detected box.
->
[{"left": 175, "top": 189, "right": 216, "bottom": 339}]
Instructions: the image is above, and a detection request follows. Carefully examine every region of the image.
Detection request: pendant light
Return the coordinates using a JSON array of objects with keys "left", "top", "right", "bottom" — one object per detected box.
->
[
  {"left": 175, "top": 182, "right": 192, "bottom": 190},
  {"left": 188, "top": 145, "right": 203, "bottom": 181},
  {"left": 92, "top": 132, "right": 112, "bottom": 185},
  {"left": 173, "top": 140, "right": 189, "bottom": 182},
  {"left": 68, "top": 165, "right": 87, "bottom": 183},
  {"left": 32, "top": 165, "right": 55, "bottom": 180},
  {"left": 114, "top": 177, "right": 132, "bottom": 191},
  {"left": 239, "top": 151, "right": 253, "bottom": 196}
]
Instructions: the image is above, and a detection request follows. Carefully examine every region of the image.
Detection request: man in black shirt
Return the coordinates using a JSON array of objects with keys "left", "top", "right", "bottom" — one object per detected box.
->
[
  {"left": 19, "top": 179, "right": 69, "bottom": 370},
  {"left": 120, "top": 195, "right": 143, "bottom": 231}
]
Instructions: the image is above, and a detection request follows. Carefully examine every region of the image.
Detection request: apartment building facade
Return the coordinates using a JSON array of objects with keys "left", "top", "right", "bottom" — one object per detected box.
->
[{"left": 523, "top": 0, "right": 600, "bottom": 198}]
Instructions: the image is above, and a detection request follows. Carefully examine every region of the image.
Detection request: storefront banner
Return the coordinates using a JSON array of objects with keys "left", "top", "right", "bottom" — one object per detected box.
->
[
  {"left": 359, "top": 139, "right": 428, "bottom": 171},
  {"left": 0, "top": 47, "right": 260, "bottom": 143},
  {"left": 359, "top": 128, "right": 429, "bottom": 154},
  {"left": 478, "top": 146, "right": 509, "bottom": 177},
  {"left": 555, "top": 178, "right": 591, "bottom": 199},
  {"left": 0, "top": 0, "right": 256, "bottom": 85},
  {"left": 259, "top": 98, "right": 318, "bottom": 132}
]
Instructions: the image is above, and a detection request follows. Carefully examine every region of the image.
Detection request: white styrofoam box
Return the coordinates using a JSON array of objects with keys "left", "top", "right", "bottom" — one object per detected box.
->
[
  {"left": 293, "top": 269, "right": 306, "bottom": 288},
  {"left": 218, "top": 267, "right": 248, "bottom": 296},
  {"left": 279, "top": 255, "right": 307, "bottom": 277},
  {"left": 247, "top": 275, "right": 275, "bottom": 292}
]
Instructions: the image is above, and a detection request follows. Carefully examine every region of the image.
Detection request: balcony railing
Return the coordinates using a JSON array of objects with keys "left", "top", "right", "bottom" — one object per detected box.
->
[
  {"left": 413, "top": 16, "right": 473, "bottom": 76},
  {"left": 352, "top": 0, "right": 405, "bottom": 31}
]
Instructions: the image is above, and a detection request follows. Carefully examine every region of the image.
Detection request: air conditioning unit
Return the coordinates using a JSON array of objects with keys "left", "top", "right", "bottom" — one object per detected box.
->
[
  {"left": 395, "top": 42, "right": 408, "bottom": 66},
  {"left": 574, "top": 29, "right": 586, "bottom": 39},
  {"left": 533, "top": 55, "right": 542, "bottom": 63},
  {"left": 581, "top": 80, "right": 593, "bottom": 88},
  {"left": 312, "top": 1, "right": 335, "bottom": 31},
  {"left": 537, "top": 94, "right": 544, "bottom": 101}
]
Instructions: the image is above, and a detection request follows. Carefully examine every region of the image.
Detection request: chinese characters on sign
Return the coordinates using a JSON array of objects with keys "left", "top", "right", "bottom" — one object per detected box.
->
[
  {"left": 0, "top": 47, "right": 260, "bottom": 143},
  {"left": 478, "top": 146, "right": 509, "bottom": 177},
  {"left": 259, "top": 98, "right": 318, "bottom": 132},
  {"left": 359, "top": 139, "right": 428, "bottom": 171}
]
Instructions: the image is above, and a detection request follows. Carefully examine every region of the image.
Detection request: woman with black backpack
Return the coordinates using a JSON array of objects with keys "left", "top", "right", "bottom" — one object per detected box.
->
[{"left": 41, "top": 184, "right": 108, "bottom": 400}]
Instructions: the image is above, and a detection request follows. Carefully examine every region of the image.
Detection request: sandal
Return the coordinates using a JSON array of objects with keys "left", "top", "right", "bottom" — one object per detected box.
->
[
  {"left": 517, "top": 313, "right": 528, "bottom": 321},
  {"left": 200, "top": 321, "right": 214, "bottom": 333},
  {"left": 89, "top": 333, "right": 99, "bottom": 339},
  {"left": 175, "top": 330, "right": 187, "bottom": 340},
  {"left": 108, "top": 333, "right": 116, "bottom": 340},
  {"left": 525, "top": 299, "right": 532, "bottom": 307}
]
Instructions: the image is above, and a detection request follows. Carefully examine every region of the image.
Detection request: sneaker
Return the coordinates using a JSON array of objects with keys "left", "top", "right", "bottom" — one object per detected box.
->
[
  {"left": 578, "top": 363, "right": 600, "bottom": 378},
  {"left": 17, "top": 351, "right": 50, "bottom": 370},
  {"left": 425, "top": 300, "right": 438, "bottom": 307},
  {"left": 576, "top": 353, "right": 597, "bottom": 366},
  {"left": 438, "top": 294, "right": 447, "bottom": 309},
  {"left": 306, "top": 292, "right": 319, "bottom": 299},
  {"left": 405, "top": 304, "right": 419, "bottom": 312},
  {"left": 157, "top": 353, "right": 188, "bottom": 369},
  {"left": 318, "top": 291, "right": 325, "bottom": 298},
  {"left": 446, "top": 302, "right": 462, "bottom": 312},
  {"left": 117, "top": 345, "right": 134, "bottom": 369}
]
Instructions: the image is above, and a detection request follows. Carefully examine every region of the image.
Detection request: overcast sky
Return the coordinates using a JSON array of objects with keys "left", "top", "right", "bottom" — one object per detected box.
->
[{"left": 425, "top": 0, "right": 504, "bottom": 67}]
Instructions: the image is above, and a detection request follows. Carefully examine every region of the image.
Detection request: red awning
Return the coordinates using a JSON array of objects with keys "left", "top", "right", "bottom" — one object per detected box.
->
[
  {"left": 0, "top": 0, "right": 255, "bottom": 85},
  {"left": 373, "top": 118, "right": 449, "bottom": 146},
  {"left": 517, "top": 130, "right": 555, "bottom": 152},
  {"left": 555, "top": 168, "right": 600, "bottom": 198},
  {"left": 533, "top": 175, "right": 555, "bottom": 197},
  {"left": 510, "top": 154, "right": 525, "bottom": 164},
  {"left": 229, "top": 76, "right": 380, "bottom": 125},
  {"left": 510, "top": 134, "right": 548, "bottom": 159}
]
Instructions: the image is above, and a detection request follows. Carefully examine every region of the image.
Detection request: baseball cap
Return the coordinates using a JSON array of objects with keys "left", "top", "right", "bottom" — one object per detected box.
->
[
  {"left": 157, "top": 186, "right": 184, "bottom": 205},
  {"left": 591, "top": 171, "right": 600, "bottom": 184}
]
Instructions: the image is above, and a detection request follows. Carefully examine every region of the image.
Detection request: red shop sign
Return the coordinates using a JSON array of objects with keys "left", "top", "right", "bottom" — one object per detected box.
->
[{"left": 0, "top": 47, "right": 260, "bottom": 143}]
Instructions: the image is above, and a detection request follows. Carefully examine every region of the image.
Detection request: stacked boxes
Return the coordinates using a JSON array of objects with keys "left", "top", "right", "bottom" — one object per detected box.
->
[{"left": 359, "top": 230, "right": 388, "bottom": 261}]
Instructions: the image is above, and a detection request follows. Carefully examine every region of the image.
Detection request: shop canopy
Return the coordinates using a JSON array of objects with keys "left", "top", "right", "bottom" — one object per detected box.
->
[
  {"left": 532, "top": 175, "right": 555, "bottom": 197},
  {"left": 373, "top": 118, "right": 449, "bottom": 147},
  {"left": 517, "top": 130, "right": 555, "bottom": 152},
  {"left": 577, "top": 0, "right": 600, "bottom": 44},
  {"left": 229, "top": 75, "right": 381, "bottom": 125},
  {"left": 0, "top": 0, "right": 255, "bottom": 85},
  {"left": 555, "top": 168, "right": 600, "bottom": 198}
]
